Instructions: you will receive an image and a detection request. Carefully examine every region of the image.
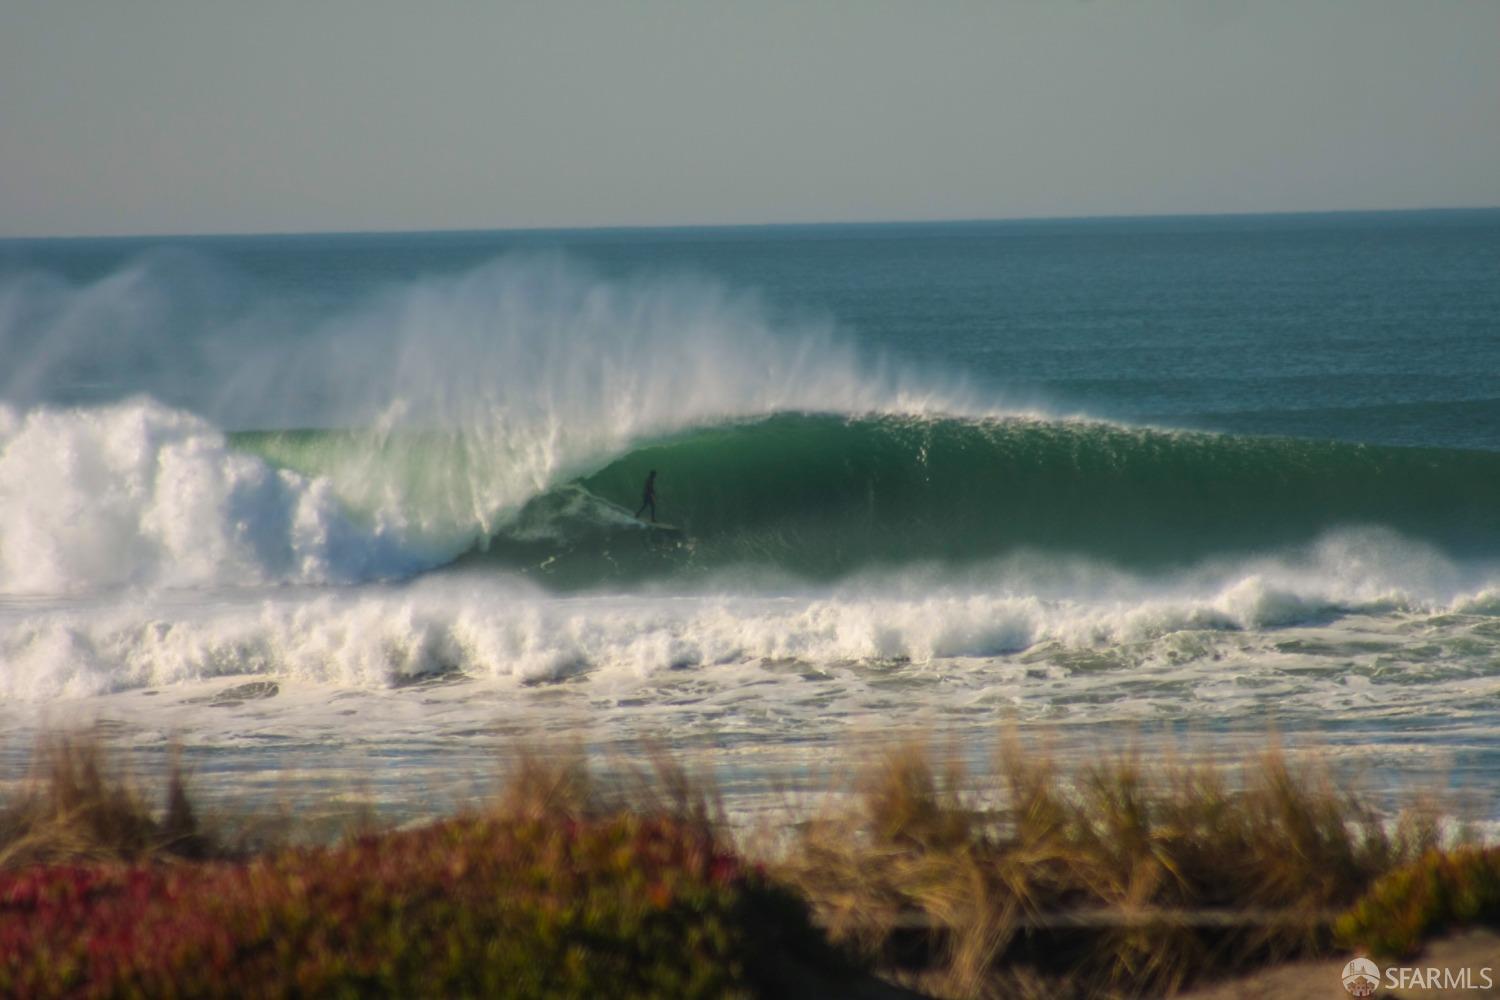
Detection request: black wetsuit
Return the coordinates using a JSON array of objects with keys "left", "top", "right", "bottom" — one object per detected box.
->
[{"left": 635, "top": 472, "right": 657, "bottom": 522}]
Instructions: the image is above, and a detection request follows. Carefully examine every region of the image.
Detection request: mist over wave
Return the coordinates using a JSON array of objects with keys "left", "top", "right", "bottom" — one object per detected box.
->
[
  {"left": 0, "top": 250, "right": 968, "bottom": 426},
  {"left": 0, "top": 253, "right": 986, "bottom": 593}
]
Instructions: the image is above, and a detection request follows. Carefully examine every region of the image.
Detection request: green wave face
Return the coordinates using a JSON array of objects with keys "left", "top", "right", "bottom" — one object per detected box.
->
[
  {"left": 468, "top": 414, "right": 1500, "bottom": 587},
  {"left": 238, "top": 414, "right": 1500, "bottom": 589},
  {"left": 233, "top": 426, "right": 534, "bottom": 553}
]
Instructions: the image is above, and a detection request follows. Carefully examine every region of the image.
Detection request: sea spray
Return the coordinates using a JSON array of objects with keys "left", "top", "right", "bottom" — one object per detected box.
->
[
  {"left": 217, "top": 256, "right": 974, "bottom": 538},
  {"left": 0, "top": 253, "right": 977, "bottom": 560}
]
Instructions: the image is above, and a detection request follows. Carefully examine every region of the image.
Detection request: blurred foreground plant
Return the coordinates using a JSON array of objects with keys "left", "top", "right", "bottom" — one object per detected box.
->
[
  {"left": 0, "top": 743, "right": 844, "bottom": 999},
  {"left": 777, "top": 734, "right": 1445, "bottom": 998}
]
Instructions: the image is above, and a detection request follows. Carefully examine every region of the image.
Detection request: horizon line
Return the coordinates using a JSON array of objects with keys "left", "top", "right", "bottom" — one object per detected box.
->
[{"left": 3, "top": 203, "right": 1499, "bottom": 244}]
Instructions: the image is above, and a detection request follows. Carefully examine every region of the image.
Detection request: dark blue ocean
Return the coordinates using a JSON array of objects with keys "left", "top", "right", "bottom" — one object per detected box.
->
[{"left": 2, "top": 210, "right": 1498, "bottom": 816}]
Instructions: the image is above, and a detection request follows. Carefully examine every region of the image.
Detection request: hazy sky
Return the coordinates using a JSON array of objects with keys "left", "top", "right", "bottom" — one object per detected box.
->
[{"left": 3, "top": 0, "right": 1498, "bottom": 237}]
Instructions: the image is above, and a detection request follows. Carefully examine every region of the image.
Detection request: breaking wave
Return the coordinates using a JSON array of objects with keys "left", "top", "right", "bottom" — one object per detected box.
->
[{"left": 216, "top": 409, "right": 1500, "bottom": 589}]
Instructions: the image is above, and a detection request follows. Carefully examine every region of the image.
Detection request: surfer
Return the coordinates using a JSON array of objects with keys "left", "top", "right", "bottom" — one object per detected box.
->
[{"left": 634, "top": 470, "right": 658, "bottom": 522}]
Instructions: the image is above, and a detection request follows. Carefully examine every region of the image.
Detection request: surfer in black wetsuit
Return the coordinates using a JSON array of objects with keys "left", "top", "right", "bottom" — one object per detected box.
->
[{"left": 635, "top": 469, "right": 658, "bottom": 522}]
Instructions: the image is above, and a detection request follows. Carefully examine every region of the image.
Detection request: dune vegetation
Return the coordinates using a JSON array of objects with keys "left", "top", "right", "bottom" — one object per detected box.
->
[{"left": 0, "top": 731, "right": 1491, "bottom": 999}]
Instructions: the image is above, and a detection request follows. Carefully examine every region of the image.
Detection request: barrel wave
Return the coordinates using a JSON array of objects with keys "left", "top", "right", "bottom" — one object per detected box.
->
[{"left": 238, "top": 414, "right": 1500, "bottom": 588}]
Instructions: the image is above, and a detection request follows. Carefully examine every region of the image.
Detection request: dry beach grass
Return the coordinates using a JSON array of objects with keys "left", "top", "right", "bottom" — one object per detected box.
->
[
  {"left": 774, "top": 734, "right": 1454, "bottom": 997},
  {"left": 0, "top": 729, "right": 1494, "bottom": 998}
]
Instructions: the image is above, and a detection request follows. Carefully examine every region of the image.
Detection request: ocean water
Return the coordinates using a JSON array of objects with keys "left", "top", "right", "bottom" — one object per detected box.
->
[{"left": 1, "top": 211, "right": 1498, "bottom": 818}]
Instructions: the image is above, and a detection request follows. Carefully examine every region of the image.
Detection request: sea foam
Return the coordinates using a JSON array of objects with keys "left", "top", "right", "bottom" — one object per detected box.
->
[
  {"left": 2, "top": 531, "right": 1495, "bottom": 702},
  {"left": 0, "top": 399, "right": 424, "bottom": 594}
]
